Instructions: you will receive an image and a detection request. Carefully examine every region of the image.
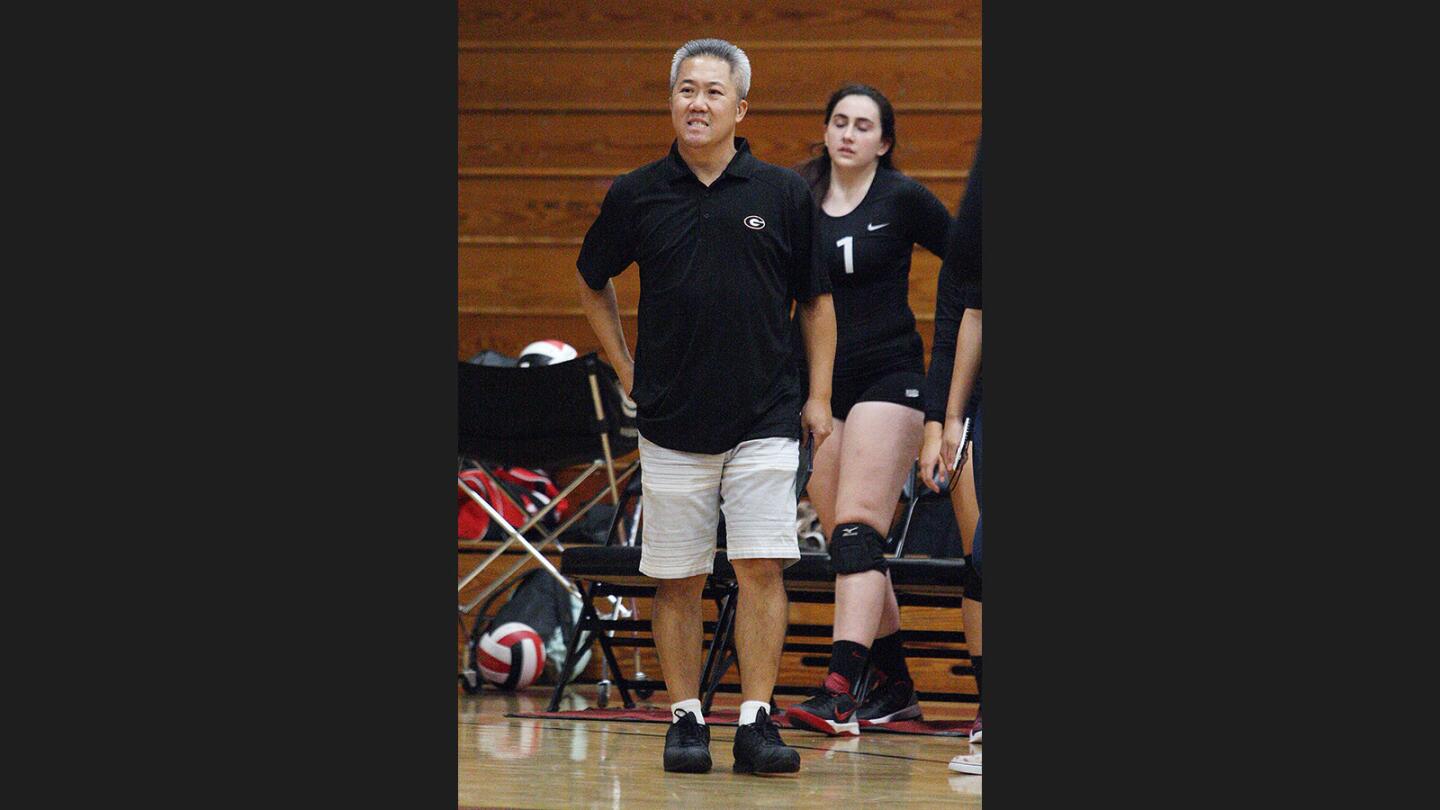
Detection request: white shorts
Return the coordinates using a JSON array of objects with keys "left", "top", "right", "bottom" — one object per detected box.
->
[{"left": 637, "top": 434, "right": 802, "bottom": 579}]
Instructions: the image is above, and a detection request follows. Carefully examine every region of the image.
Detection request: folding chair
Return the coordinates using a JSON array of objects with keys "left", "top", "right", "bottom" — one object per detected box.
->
[{"left": 457, "top": 353, "right": 640, "bottom": 618}]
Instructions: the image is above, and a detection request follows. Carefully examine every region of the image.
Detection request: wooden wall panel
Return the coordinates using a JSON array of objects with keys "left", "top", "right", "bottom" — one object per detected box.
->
[
  {"left": 459, "top": 176, "right": 611, "bottom": 242},
  {"left": 459, "top": 0, "right": 983, "bottom": 42},
  {"left": 460, "top": 111, "right": 980, "bottom": 176},
  {"left": 459, "top": 305, "right": 943, "bottom": 363},
  {"left": 459, "top": 45, "right": 980, "bottom": 111},
  {"left": 459, "top": 245, "right": 636, "bottom": 312},
  {"left": 460, "top": 311, "right": 637, "bottom": 360},
  {"left": 458, "top": 175, "right": 965, "bottom": 241},
  {"left": 461, "top": 245, "right": 942, "bottom": 319}
]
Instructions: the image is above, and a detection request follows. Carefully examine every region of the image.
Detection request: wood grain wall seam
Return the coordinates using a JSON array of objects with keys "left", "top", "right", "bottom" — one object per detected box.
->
[
  {"left": 459, "top": 168, "right": 970, "bottom": 181},
  {"left": 459, "top": 235, "right": 584, "bottom": 246},
  {"left": 459, "top": 39, "right": 982, "bottom": 51},
  {"left": 460, "top": 306, "right": 939, "bottom": 322},
  {"left": 460, "top": 102, "right": 981, "bottom": 114}
]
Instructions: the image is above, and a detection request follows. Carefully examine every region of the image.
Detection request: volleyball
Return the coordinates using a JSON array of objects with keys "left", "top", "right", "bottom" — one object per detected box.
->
[
  {"left": 517, "top": 339, "right": 578, "bottom": 367},
  {"left": 477, "top": 621, "right": 547, "bottom": 690}
]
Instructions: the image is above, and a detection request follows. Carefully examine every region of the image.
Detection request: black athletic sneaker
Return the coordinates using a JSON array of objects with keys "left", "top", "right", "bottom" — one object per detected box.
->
[
  {"left": 663, "top": 709, "right": 712, "bottom": 773},
  {"left": 855, "top": 672, "right": 923, "bottom": 727},
  {"left": 785, "top": 672, "right": 860, "bottom": 736},
  {"left": 733, "top": 708, "right": 801, "bottom": 774}
]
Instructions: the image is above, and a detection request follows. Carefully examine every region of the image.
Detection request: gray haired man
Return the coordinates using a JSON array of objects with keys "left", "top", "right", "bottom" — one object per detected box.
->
[{"left": 577, "top": 38, "right": 837, "bottom": 774}]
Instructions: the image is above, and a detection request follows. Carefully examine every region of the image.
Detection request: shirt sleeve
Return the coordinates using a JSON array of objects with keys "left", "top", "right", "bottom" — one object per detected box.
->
[
  {"left": 924, "top": 251, "right": 964, "bottom": 423},
  {"left": 576, "top": 175, "right": 638, "bottom": 291},
  {"left": 951, "top": 147, "right": 982, "bottom": 310},
  {"left": 789, "top": 173, "right": 829, "bottom": 302},
  {"left": 907, "top": 178, "right": 955, "bottom": 258},
  {"left": 923, "top": 140, "right": 982, "bottom": 422},
  {"left": 959, "top": 267, "right": 982, "bottom": 310}
]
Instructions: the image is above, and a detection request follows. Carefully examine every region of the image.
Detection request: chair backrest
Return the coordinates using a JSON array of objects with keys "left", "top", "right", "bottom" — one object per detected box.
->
[{"left": 459, "top": 352, "right": 638, "bottom": 469}]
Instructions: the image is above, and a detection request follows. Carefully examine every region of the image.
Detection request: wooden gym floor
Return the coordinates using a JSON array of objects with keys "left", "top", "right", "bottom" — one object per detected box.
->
[{"left": 459, "top": 684, "right": 981, "bottom": 808}]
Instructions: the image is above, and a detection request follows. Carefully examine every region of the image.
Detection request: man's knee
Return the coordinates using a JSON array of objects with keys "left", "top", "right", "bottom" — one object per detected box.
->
[
  {"left": 829, "top": 522, "right": 888, "bottom": 575},
  {"left": 655, "top": 573, "right": 707, "bottom": 601},
  {"left": 730, "top": 557, "right": 785, "bottom": 588}
]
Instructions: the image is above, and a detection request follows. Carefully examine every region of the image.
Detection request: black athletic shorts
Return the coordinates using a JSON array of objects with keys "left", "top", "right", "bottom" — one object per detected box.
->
[{"left": 831, "top": 368, "right": 927, "bottom": 421}]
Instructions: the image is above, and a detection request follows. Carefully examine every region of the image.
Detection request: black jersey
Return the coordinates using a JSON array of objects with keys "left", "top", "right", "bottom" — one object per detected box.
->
[{"left": 810, "top": 168, "right": 951, "bottom": 377}]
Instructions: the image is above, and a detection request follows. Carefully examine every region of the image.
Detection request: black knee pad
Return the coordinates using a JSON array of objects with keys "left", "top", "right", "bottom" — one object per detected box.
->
[
  {"left": 829, "top": 522, "right": 888, "bottom": 574},
  {"left": 962, "top": 555, "right": 983, "bottom": 602}
]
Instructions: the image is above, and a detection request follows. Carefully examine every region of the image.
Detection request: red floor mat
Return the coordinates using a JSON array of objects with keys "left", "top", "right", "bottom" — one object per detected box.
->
[{"left": 507, "top": 707, "right": 973, "bottom": 737}]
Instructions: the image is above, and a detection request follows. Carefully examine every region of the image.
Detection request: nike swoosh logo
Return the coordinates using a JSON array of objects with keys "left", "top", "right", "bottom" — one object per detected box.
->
[
  {"left": 867, "top": 222, "right": 889, "bottom": 231},
  {"left": 835, "top": 707, "right": 855, "bottom": 721}
]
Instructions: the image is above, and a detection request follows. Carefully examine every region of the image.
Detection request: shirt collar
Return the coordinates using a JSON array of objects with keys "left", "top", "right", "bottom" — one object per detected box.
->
[{"left": 666, "top": 137, "right": 755, "bottom": 183}]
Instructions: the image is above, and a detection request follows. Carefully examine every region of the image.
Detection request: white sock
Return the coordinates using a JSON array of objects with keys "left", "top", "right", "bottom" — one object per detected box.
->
[
  {"left": 671, "top": 698, "right": 705, "bottom": 724},
  {"left": 739, "top": 700, "right": 770, "bottom": 726}
]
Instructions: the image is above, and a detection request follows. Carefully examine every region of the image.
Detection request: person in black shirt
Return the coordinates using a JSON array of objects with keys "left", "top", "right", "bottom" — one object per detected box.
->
[
  {"left": 783, "top": 84, "right": 953, "bottom": 736},
  {"left": 918, "top": 138, "right": 983, "bottom": 774},
  {"left": 576, "top": 38, "right": 837, "bottom": 776}
]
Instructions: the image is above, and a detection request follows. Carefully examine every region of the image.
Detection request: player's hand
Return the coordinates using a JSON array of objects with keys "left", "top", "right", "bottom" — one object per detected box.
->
[
  {"left": 918, "top": 421, "right": 945, "bottom": 493},
  {"left": 939, "top": 414, "right": 966, "bottom": 488},
  {"left": 800, "top": 397, "right": 833, "bottom": 453}
]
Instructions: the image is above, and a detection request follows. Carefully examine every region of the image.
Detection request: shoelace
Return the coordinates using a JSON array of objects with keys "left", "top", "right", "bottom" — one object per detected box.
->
[
  {"left": 758, "top": 718, "right": 785, "bottom": 745},
  {"left": 672, "top": 708, "right": 707, "bottom": 742}
]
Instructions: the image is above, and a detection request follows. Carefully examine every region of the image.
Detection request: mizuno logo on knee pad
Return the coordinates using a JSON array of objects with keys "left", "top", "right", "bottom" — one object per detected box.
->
[{"left": 830, "top": 522, "right": 887, "bottom": 575}]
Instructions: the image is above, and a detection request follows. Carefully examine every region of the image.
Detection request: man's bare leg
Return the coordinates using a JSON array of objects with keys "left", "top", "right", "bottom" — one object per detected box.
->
[
  {"left": 652, "top": 573, "right": 708, "bottom": 702},
  {"left": 654, "top": 573, "right": 714, "bottom": 773},
  {"left": 728, "top": 557, "right": 789, "bottom": 704},
  {"left": 727, "top": 556, "right": 801, "bottom": 774}
]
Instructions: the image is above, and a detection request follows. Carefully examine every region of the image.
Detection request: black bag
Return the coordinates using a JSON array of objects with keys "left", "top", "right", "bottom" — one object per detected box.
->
[{"left": 469, "top": 569, "right": 590, "bottom": 686}]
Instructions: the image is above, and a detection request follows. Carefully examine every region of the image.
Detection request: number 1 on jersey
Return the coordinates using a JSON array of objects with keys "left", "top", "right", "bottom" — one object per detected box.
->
[{"left": 837, "top": 235, "right": 854, "bottom": 274}]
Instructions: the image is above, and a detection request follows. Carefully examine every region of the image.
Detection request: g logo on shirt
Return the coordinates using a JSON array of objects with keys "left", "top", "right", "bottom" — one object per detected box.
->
[{"left": 743, "top": 215, "right": 766, "bottom": 230}]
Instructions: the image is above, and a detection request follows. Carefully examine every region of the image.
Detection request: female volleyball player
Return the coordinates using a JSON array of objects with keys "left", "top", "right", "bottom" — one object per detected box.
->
[{"left": 786, "top": 84, "right": 954, "bottom": 736}]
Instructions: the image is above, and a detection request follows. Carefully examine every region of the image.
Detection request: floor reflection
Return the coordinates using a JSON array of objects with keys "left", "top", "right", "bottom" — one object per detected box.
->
[{"left": 460, "top": 686, "right": 980, "bottom": 808}]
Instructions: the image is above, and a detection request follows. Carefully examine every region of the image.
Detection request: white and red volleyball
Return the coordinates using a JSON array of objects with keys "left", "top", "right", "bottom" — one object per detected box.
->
[
  {"left": 477, "top": 621, "right": 546, "bottom": 690},
  {"left": 517, "top": 339, "right": 578, "bottom": 367}
]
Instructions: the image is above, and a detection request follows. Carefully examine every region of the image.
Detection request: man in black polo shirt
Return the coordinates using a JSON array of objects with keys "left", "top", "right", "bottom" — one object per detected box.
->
[{"left": 576, "top": 38, "right": 836, "bottom": 776}]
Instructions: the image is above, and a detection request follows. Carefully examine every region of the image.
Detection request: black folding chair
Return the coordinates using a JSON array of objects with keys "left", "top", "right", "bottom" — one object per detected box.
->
[{"left": 457, "top": 353, "right": 640, "bottom": 614}]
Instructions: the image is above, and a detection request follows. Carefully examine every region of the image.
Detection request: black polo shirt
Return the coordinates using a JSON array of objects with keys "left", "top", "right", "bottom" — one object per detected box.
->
[{"left": 578, "top": 138, "right": 830, "bottom": 454}]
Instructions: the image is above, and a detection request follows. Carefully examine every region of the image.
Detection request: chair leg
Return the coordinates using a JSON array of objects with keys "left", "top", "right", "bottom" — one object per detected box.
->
[
  {"left": 593, "top": 621, "right": 636, "bottom": 708},
  {"left": 699, "top": 588, "right": 735, "bottom": 710},
  {"left": 700, "top": 586, "right": 739, "bottom": 714},
  {"left": 702, "top": 650, "right": 737, "bottom": 715},
  {"left": 458, "top": 462, "right": 637, "bottom": 605},
  {"left": 462, "top": 491, "right": 579, "bottom": 598},
  {"left": 547, "top": 581, "right": 600, "bottom": 712},
  {"left": 604, "top": 473, "right": 640, "bottom": 547}
]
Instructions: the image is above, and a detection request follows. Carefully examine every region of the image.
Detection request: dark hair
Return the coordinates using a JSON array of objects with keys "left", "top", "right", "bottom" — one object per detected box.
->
[{"left": 794, "top": 83, "right": 898, "bottom": 205}]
